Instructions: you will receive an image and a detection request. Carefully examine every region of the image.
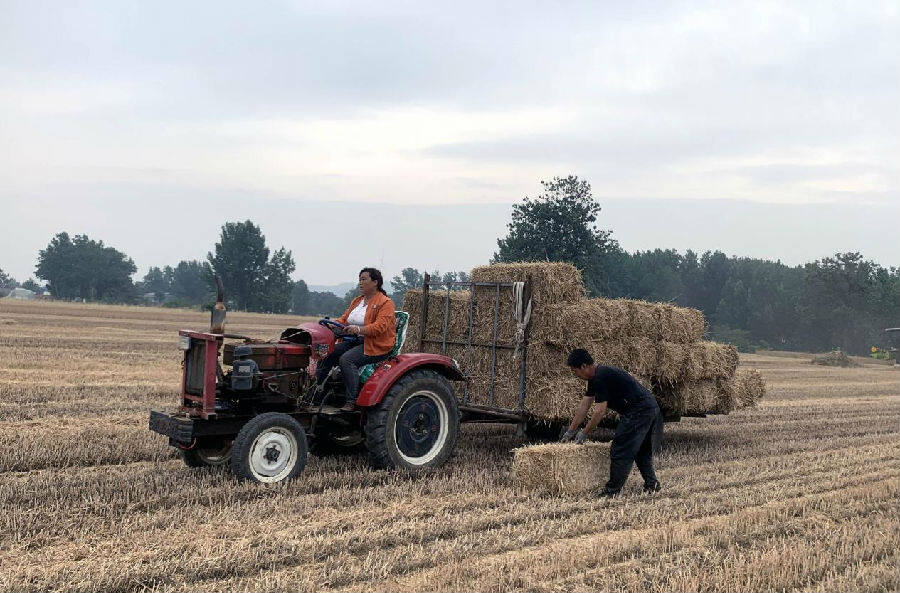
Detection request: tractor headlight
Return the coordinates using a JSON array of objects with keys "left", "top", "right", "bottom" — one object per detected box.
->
[{"left": 178, "top": 335, "right": 191, "bottom": 351}]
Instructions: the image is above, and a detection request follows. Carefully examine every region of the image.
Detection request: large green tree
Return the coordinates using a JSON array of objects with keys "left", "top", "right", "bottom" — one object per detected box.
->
[
  {"left": 171, "top": 260, "right": 211, "bottom": 304},
  {"left": 256, "top": 247, "right": 296, "bottom": 313},
  {"left": 206, "top": 221, "right": 296, "bottom": 312},
  {"left": 141, "top": 266, "right": 174, "bottom": 301},
  {"left": 36, "top": 232, "right": 136, "bottom": 301},
  {"left": 291, "top": 280, "right": 310, "bottom": 314},
  {"left": 493, "top": 175, "right": 618, "bottom": 296}
]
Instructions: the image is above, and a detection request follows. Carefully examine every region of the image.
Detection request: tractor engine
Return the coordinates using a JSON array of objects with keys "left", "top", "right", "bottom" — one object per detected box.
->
[{"left": 222, "top": 341, "right": 312, "bottom": 398}]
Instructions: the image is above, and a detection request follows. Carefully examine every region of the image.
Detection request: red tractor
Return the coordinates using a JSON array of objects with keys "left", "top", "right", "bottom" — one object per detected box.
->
[{"left": 149, "top": 278, "right": 520, "bottom": 484}]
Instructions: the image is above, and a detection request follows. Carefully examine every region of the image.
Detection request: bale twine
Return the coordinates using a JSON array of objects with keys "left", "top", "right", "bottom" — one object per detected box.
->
[{"left": 512, "top": 442, "right": 611, "bottom": 494}]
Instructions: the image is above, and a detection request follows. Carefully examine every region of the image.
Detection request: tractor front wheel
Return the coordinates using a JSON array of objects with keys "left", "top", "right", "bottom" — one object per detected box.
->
[
  {"left": 364, "top": 369, "right": 459, "bottom": 472},
  {"left": 231, "top": 413, "right": 308, "bottom": 484}
]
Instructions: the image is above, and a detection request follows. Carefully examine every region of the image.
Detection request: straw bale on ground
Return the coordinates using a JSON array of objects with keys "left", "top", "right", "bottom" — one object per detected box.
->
[
  {"left": 810, "top": 351, "right": 859, "bottom": 368},
  {"left": 512, "top": 442, "right": 611, "bottom": 494}
]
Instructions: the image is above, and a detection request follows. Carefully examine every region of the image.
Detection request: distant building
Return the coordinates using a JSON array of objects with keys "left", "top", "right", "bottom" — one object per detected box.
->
[{"left": 4, "top": 288, "right": 35, "bottom": 300}]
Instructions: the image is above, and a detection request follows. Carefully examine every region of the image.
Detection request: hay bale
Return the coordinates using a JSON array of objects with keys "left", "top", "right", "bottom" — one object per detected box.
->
[
  {"left": 810, "top": 351, "right": 859, "bottom": 368},
  {"left": 470, "top": 262, "right": 584, "bottom": 305},
  {"left": 538, "top": 298, "right": 704, "bottom": 347},
  {"left": 733, "top": 368, "right": 766, "bottom": 408},
  {"left": 536, "top": 299, "right": 631, "bottom": 345},
  {"left": 512, "top": 442, "right": 611, "bottom": 494},
  {"left": 699, "top": 341, "right": 739, "bottom": 379},
  {"left": 401, "top": 289, "right": 472, "bottom": 347},
  {"left": 681, "top": 379, "right": 736, "bottom": 415},
  {"left": 655, "top": 303, "right": 706, "bottom": 343}
]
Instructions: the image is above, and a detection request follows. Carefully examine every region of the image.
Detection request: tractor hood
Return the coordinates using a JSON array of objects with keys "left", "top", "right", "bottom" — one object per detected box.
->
[{"left": 280, "top": 322, "right": 336, "bottom": 359}]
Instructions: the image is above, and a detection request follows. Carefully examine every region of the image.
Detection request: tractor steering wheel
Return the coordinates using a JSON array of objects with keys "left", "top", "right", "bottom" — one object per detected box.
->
[{"left": 318, "top": 318, "right": 349, "bottom": 337}]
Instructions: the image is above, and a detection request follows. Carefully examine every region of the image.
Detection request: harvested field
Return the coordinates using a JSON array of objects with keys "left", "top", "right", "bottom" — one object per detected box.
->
[{"left": 1, "top": 300, "right": 898, "bottom": 592}]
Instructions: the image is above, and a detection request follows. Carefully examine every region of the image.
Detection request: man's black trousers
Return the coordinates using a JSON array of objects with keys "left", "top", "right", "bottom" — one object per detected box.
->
[{"left": 605, "top": 404, "right": 663, "bottom": 493}]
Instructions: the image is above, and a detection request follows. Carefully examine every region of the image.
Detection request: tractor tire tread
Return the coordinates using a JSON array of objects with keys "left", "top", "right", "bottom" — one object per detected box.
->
[
  {"left": 363, "top": 368, "right": 459, "bottom": 471},
  {"left": 230, "top": 412, "right": 308, "bottom": 483}
]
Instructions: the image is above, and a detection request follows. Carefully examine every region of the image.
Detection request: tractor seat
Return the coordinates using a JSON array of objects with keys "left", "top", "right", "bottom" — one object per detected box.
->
[{"left": 359, "top": 311, "right": 409, "bottom": 385}]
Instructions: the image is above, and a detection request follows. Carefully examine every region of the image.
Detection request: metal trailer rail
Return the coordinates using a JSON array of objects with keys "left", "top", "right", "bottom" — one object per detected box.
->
[{"left": 417, "top": 273, "right": 532, "bottom": 423}]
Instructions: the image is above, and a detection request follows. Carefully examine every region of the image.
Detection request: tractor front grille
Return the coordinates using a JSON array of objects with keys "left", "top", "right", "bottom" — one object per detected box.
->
[{"left": 184, "top": 339, "right": 206, "bottom": 395}]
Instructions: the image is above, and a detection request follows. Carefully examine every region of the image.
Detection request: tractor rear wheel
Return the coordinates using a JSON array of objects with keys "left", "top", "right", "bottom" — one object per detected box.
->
[
  {"left": 180, "top": 441, "right": 233, "bottom": 468},
  {"left": 231, "top": 413, "right": 308, "bottom": 484},
  {"left": 364, "top": 369, "right": 459, "bottom": 472}
]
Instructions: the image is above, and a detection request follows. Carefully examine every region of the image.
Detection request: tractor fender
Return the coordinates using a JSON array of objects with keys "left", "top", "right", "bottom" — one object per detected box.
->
[{"left": 356, "top": 353, "right": 465, "bottom": 408}]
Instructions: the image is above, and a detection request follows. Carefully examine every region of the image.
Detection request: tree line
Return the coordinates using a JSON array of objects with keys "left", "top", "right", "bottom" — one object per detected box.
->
[
  {"left": 4, "top": 176, "right": 896, "bottom": 355},
  {"left": 492, "top": 175, "right": 899, "bottom": 356},
  {"left": 4, "top": 221, "right": 468, "bottom": 318}
]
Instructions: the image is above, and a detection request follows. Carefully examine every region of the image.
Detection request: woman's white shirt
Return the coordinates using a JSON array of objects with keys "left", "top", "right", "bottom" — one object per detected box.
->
[{"left": 347, "top": 300, "right": 368, "bottom": 327}]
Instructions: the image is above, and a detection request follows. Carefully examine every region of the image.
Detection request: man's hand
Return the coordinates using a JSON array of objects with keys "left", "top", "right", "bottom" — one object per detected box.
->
[
  {"left": 574, "top": 429, "right": 587, "bottom": 444},
  {"left": 560, "top": 429, "right": 576, "bottom": 443},
  {"left": 345, "top": 325, "right": 361, "bottom": 336}
]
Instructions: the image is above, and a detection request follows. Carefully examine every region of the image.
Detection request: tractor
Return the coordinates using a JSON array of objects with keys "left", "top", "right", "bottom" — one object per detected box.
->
[
  {"left": 885, "top": 328, "right": 900, "bottom": 365},
  {"left": 148, "top": 277, "right": 526, "bottom": 483}
]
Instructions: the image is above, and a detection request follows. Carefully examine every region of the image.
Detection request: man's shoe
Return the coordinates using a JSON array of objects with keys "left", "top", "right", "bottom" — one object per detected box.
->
[
  {"left": 339, "top": 401, "right": 357, "bottom": 412},
  {"left": 643, "top": 480, "right": 661, "bottom": 493},
  {"left": 597, "top": 487, "right": 620, "bottom": 498}
]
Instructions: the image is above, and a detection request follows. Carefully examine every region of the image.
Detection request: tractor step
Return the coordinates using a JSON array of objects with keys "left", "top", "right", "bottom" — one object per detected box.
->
[{"left": 318, "top": 405, "right": 360, "bottom": 416}]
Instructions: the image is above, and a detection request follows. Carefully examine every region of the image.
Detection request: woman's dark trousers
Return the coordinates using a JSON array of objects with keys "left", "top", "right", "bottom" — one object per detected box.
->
[{"left": 315, "top": 341, "right": 390, "bottom": 403}]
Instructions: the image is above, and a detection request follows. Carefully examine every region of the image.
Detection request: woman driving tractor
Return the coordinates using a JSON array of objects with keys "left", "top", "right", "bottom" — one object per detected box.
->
[{"left": 316, "top": 267, "right": 396, "bottom": 411}]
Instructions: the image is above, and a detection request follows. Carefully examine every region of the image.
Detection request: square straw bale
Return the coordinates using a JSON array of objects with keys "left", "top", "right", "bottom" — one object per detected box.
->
[
  {"left": 536, "top": 299, "right": 632, "bottom": 345},
  {"left": 471, "top": 262, "right": 585, "bottom": 305},
  {"left": 512, "top": 442, "right": 611, "bottom": 494},
  {"left": 679, "top": 378, "right": 737, "bottom": 415},
  {"left": 654, "top": 303, "right": 706, "bottom": 343},
  {"left": 699, "top": 341, "right": 740, "bottom": 379},
  {"left": 401, "top": 289, "right": 472, "bottom": 347},
  {"left": 625, "top": 300, "right": 657, "bottom": 337},
  {"left": 733, "top": 368, "right": 766, "bottom": 409}
]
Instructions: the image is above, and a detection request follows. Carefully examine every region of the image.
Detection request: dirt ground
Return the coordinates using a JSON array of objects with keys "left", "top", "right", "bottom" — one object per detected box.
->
[{"left": 1, "top": 299, "right": 898, "bottom": 592}]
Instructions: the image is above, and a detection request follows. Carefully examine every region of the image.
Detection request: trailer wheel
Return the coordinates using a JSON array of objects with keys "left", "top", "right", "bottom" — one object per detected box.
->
[
  {"left": 364, "top": 369, "right": 459, "bottom": 471},
  {"left": 231, "top": 413, "right": 308, "bottom": 484},
  {"left": 180, "top": 441, "right": 233, "bottom": 468}
]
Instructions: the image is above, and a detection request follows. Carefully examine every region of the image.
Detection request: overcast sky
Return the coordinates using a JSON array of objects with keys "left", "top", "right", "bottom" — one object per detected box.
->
[{"left": 1, "top": 1, "right": 898, "bottom": 285}]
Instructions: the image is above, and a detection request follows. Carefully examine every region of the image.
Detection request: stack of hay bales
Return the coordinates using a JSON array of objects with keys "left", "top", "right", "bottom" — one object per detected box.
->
[
  {"left": 512, "top": 442, "right": 611, "bottom": 494},
  {"left": 402, "top": 261, "right": 765, "bottom": 421}
]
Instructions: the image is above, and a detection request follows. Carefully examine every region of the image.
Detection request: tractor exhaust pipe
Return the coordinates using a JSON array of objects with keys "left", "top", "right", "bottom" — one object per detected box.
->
[{"left": 210, "top": 275, "right": 226, "bottom": 334}]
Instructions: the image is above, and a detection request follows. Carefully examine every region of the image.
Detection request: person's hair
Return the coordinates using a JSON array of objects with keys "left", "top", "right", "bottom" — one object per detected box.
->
[
  {"left": 566, "top": 348, "right": 593, "bottom": 368},
  {"left": 359, "top": 267, "right": 387, "bottom": 295}
]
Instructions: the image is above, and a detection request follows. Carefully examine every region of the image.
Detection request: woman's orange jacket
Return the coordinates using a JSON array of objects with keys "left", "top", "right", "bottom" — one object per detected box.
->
[{"left": 336, "top": 292, "right": 396, "bottom": 356}]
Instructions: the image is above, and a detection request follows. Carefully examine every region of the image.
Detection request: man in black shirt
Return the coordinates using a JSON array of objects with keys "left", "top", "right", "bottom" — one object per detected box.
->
[{"left": 561, "top": 348, "right": 663, "bottom": 497}]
